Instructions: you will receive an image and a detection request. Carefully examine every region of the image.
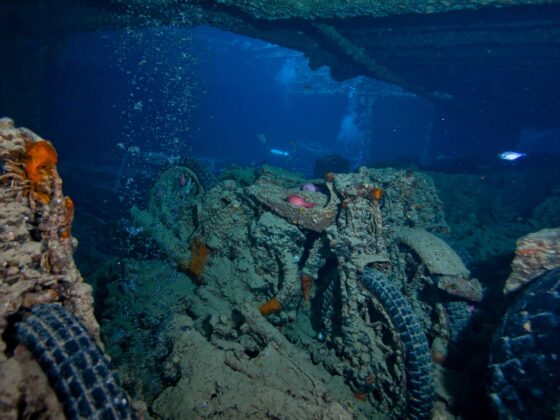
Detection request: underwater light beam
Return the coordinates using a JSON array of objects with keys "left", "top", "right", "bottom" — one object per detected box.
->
[
  {"left": 336, "top": 87, "right": 362, "bottom": 145},
  {"left": 275, "top": 60, "right": 297, "bottom": 91}
]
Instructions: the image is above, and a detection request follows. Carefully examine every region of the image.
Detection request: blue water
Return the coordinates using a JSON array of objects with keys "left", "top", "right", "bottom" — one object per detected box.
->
[
  {"left": 36, "top": 23, "right": 558, "bottom": 224},
  {"left": 42, "top": 26, "right": 560, "bottom": 179},
  {"left": 40, "top": 26, "right": 445, "bottom": 176}
]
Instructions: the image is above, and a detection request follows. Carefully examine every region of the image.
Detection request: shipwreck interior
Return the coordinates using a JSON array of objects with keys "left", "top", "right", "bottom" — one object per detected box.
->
[{"left": 1, "top": 1, "right": 560, "bottom": 419}]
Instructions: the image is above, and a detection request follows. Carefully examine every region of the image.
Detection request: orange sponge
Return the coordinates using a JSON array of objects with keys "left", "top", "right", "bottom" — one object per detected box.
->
[
  {"left": 24, "top": 140, "right": 57, "bottom": 204},
  {"left": 371, "top": 188, "right": 383, "bottom": 201},
  {"left": 24, "top": 140, "right": 57, "bottom": 185},
  {"left": 188, "top": 239, "right": 209, "bottom": 281},
  {"left": 301, "top": 274, "right": 313, "bottom": 304},
  {"left": 59, "top": 196, "right": 74, "bottom": 239},
  {"left": 259, "top": 297, "right": 282, "bottom": 316}
]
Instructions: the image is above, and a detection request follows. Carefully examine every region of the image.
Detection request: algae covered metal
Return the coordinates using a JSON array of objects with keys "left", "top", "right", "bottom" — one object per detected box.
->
[{"left": 132, "top": 160, "right": 483, "bottom": 418}]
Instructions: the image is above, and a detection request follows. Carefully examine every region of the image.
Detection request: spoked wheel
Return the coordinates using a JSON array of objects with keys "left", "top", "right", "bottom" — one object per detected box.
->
[
  {"left": 319, "top": 265, "right": 433, "bottom": 418},
  {"left": 360, "top": 267, "right": 434, "bottom": 419},
  {"left": 147, "top": 158, "right": 216, "bottom": 242}
]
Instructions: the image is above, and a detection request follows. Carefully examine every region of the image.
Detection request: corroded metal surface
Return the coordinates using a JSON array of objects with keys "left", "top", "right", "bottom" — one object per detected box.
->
[
  {"left": 247, "top": 177, "right": 338, "bottom": 233},
  {"left": 81, "top": 0, "right": 560, "bottom": 21},
  {"left": 392, "top": 227, "right": 483, "bottom": 301},
  {"left": 392, "top": 227, "right": 470, "bottom": 277},
  {"left": 0, "top": 118, "right": 100, "bottom": 418},
  {"left": 504, "top": 227, "right": 560, "bottom": 294}
]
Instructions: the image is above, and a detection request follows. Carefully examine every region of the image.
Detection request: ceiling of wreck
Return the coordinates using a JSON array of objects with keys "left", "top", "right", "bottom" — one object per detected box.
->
[
  {"left": 1, "top": 0, "right": 560, "bottom": 127},
  {"left": 114, "top": 0, "right": 560, "bottom": 20}
]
